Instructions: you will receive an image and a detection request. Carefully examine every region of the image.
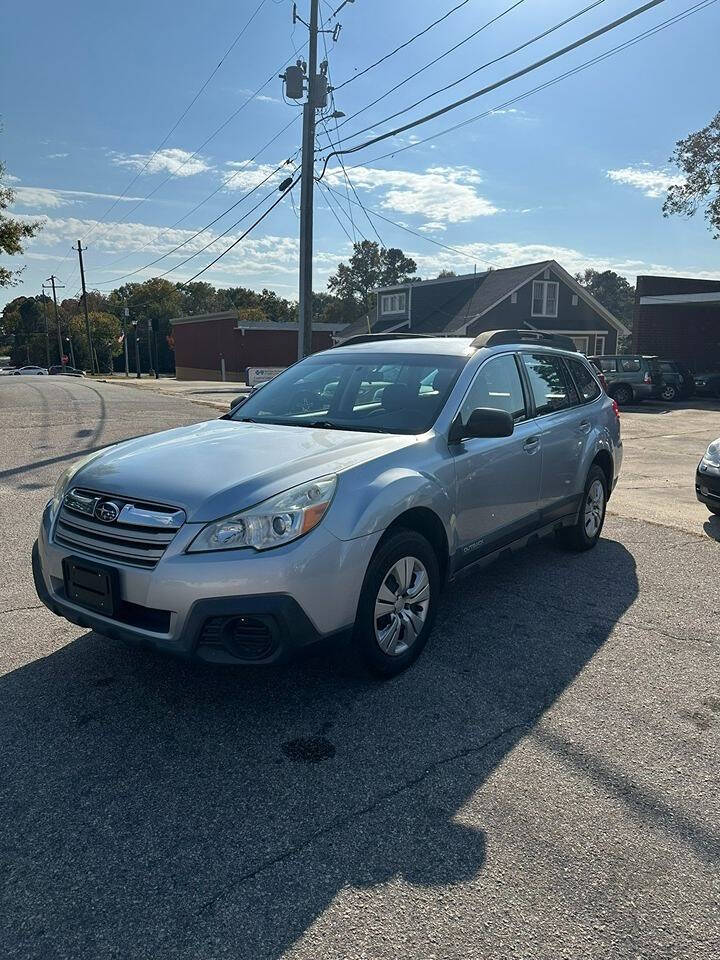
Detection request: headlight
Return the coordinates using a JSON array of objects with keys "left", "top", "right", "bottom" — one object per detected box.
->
[
  {"left": 187, "top": 476, "right": 337, "bottom": 553},
  {"left": 701, "top": 441, "right": 720, "bottom": 469}
]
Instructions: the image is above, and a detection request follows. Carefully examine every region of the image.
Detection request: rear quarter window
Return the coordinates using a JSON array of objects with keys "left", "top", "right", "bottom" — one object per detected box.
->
[
  {"left": 565, "top": 358, "right": 601, "bottom": 402},
  {"left": 619, "top": 358, "right": 641, "bottom": 373}
]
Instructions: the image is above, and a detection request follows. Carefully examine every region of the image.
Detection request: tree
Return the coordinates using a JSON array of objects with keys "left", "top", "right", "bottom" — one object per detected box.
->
[
  {"left": 236, "top": 307, "right": 267, "bottom": 324},
  {"left": 68, "top": 311, "right": 123, "bottom": 372},
  {"left": 327, "top": 240, "right": 418, "bottom": 316},
  {"left": 1, "top": 161, "right": 43, "bottom": 287},
  {"left": 663, "top": 111, "right": 720, "bottom": 238},
  {"left": 575, "top": 269, "right": 635, "bottom": 330}
]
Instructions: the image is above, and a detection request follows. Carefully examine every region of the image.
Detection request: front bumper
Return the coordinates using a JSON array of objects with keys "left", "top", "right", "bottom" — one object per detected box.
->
[
  {"left": 33, "top": 504, "right": 381, "bottom": 664},
  {"left": 696, "top": 462, "right": 720, "bottom": 513}
]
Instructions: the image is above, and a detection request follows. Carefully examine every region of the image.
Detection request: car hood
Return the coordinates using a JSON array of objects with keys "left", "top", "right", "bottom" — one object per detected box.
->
[{"left": 72, "top": 419, "right": 417, "bottom": 522}]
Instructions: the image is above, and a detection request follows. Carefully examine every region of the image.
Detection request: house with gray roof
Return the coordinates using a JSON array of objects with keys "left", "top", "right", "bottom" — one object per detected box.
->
[{"left": 341, "top": 260, "right": 630, "bottom": 356}]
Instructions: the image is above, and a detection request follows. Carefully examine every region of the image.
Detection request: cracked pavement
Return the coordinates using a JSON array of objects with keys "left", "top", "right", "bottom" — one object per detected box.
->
[{"left": 1, "top": 377, "right": 718, "bottom": 959}]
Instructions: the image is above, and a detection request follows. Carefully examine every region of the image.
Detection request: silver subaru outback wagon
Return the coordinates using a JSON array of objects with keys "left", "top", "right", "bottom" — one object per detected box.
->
[{"left": 33, "top": 330, "right": 622, "bottom": 677}]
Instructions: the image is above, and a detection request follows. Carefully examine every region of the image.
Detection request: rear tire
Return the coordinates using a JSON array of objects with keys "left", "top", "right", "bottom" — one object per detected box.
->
[
  {"left": 352, "top": 530, "right": 439, "bottom": 678},
  {"left": 611, "top": 383, "right": 633, "bottom": 406},
  {"left": 556, "top": 465, "right": 607, "bottom": 552},
  {"left": 660, "top": 384, "right": 678, "bottom": 401}
]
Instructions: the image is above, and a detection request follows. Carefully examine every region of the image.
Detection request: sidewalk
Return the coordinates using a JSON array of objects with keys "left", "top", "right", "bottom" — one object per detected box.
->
[{"left": 93, "top": 375, "right": 250, "bottom": 412}]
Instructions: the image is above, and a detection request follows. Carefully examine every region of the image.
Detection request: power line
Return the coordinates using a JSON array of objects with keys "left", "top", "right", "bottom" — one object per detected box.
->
[
  {"left": 155, "top": 183, "right": 287, "bottom": 281},
  {"left": 94, "top": 160, "right": 292, "bottom": 286},
  {"left": 327, "top": 0, "right": 605, "bottom": 141},
  {"left": 82, "top": 0, "right": 273, "bottom": 238},
  {"left": 96, "top": 116, "right": 301, "bottom": 275},
  {"left": 102, "top": 51, "right": 307, "bottom": 234},
  {"left": 334, "top": 0, "right": 476, "bottom": 91},
  {"left": 323, "top": 182, "right": 497, "bottom": 266},
  {"left": 317, "top": 179, "right": 356, "bottom": 243},
  {"left": 179, "top": 175, "right": 300, "bottom": 286},
  {"left": 319, "top": 0, "right": 668, "bottom": 170},
  {"left": 345, "top": 0, "right": 716, "bottom": 171},
  {"left": 319, "top": 3, "right": 357, "bottom": 242}
]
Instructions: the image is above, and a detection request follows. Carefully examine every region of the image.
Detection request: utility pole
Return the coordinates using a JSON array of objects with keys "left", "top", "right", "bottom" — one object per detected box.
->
[
  {"left": 282, "top": 1, "right": 336, "bottom": 359},
  {"left": 74, "top": 241, "right": 96, "bottom": 374},
  {"left": 66, "top": 335, "right": 76, "bottom": 369},
  {"left": 123, "top": 306, "right": 130, "bottom": 377},
  {"left": 39, "top": 292, "right": 51, "bottom": 368},
  {"left": 44, "top": 276, "right": 65, "bottom": 368},
  {"left": 132, "top": 319, "right": 141, "bottom": 378}
]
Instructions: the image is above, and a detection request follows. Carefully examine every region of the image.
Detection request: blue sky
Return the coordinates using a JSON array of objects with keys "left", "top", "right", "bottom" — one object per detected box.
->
[{"left": 3, "top": 0, "right": 719, "bottom": 309}]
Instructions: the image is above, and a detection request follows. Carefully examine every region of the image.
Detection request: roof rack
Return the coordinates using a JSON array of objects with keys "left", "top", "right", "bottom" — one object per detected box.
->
[
  {"left": 470, "top": 329, "right": 578, "bottom": 352},
  {"left": 336, "top": 333, "right": 429, "bottom": 348}
]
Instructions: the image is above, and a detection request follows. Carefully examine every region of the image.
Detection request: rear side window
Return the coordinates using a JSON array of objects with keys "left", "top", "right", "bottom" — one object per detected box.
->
[
  {"left": 619, "top": 357, "right": 641, "bottom": 373},
  {"left": 597, "top": 358, "right": 617, "bottom": 373},
  {"left": 521, "top": 354, "right": 576, "bottom": 416},
  {"left": 460, "top": 354, "right": 527, "bottom": 424},
  {"left": 565, "top": 358, "right": 601, "bottom": 403}
]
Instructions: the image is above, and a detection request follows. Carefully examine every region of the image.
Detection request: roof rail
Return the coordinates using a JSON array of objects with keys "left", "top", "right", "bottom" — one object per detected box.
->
[
  {"left": 336, "top": 333, "right": 429, "bottom": 347},
  {"left": 470, "top": 329, "right": 578, "bottom": 352}
]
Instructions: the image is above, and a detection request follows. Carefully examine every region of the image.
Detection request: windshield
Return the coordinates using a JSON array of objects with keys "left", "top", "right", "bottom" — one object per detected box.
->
[{"left": 230, "top": 352, "right": 465, "bottom": 434}]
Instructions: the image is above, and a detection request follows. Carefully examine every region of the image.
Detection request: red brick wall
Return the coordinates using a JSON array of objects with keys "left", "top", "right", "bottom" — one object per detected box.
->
[{"left": 172, "top": 318, "right": 335, "bottom": 380}]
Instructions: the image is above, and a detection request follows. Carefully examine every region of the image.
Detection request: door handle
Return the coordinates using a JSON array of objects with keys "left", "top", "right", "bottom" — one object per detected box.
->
[
  {"left": 578, "top": 419, "right": 591, "bottom": 434},
  {"left": 523, "top": 436, "right": 540, "bottom": 452}
]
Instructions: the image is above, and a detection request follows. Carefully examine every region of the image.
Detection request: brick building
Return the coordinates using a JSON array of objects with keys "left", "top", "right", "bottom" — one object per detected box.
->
[
  {"left": 169, "top": 313, "right": 347, "bottom": 381},
  {"left": 633, "top": 275, "right": 720, "bottom": 369}
]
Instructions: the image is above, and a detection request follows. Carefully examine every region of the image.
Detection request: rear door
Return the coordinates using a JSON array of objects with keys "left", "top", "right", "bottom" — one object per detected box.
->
[
  {"left": 452, "top": 352, "right": 542, "bottom": 560},
  {"left": 519, "top": 352, "right": 586, "bottom": 523}
]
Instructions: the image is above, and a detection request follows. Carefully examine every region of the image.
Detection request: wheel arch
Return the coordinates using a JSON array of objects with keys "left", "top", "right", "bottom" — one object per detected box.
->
[
  {"left": 592, "top": 449, "right": 614, "bottom": 499},
  {"left": 377, "top": 507, "right": 450, "bottom": 587}
]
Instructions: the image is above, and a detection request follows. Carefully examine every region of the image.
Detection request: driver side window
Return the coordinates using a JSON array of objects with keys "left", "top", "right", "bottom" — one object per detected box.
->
[{"left": 460, "top": 354, "right": 527, "bottom": 425}]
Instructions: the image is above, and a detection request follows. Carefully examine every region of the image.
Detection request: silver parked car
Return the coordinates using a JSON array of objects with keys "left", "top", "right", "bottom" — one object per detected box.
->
[{"left": 33, "top": 330, "right": 622, "bottom": 677}]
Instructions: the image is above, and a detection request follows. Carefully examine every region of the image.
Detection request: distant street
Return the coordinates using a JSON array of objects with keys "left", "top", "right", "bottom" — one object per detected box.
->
[{"left": 1, "top": 376, "right": 719, "bottom": 960}]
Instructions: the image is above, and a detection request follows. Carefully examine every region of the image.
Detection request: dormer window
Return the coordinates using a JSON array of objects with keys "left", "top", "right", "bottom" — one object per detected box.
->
[{"left": 380, "top": 292, "right": 407, "bottom": 315}]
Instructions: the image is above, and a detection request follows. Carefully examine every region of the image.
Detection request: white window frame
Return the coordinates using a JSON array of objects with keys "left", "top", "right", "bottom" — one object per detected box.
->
[
  {"left": 571, "top": 294, "right": 579, "bottom": 306},
  {"left": 595, "top": 335, "right": 606, "bottom": 355},
  {"left": 571, "top": 336, "right": 589, "bottom": 354},
  {"left": 380, "top": 292, "right": 407, "bottom": 315},
  {"left": 531, "top": 280, "right": 559, "bottom": 318}
]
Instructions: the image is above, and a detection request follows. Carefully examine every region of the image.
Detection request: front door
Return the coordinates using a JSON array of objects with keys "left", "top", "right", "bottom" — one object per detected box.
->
[{"left": 452, "top": 353, "right": 542, "bottom": 562}]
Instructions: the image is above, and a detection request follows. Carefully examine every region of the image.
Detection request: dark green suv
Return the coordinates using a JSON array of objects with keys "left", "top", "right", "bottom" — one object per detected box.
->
[{"left": 589, "top": 355, "right": 664, "bottom": 406}]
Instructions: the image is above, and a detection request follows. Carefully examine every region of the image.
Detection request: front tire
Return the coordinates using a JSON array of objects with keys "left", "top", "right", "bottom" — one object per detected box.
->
[
  {"left": 352, "top": 530, "right": 439, "bottom": 678},
  {"left": 660, "top": 384, "right": 678, "bottom": 401},
  {"left": 557, "top": 465, "right": 607, "bottom": 552}
]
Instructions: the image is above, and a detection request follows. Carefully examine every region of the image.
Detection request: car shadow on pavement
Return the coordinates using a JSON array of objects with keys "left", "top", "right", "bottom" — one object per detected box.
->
[
  {"left": 1, "top": 536, "right": 639, "bottom": 960},
  {"left": 702, "top": 514, "right": 720, "bottom": 541}
]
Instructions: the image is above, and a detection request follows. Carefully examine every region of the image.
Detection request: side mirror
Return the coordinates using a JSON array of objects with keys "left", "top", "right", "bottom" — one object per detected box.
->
[
  {"left": 449, "top": 407, "right": 514, "bottom": 443},
  {"left": 229, "top": 394, "right": 247, "bottom": 411}
]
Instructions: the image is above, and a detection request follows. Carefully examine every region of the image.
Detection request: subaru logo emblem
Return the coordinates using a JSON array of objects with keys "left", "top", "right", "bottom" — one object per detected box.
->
[{"left": 94, "top": 500, "right": 120, "bottom": 523}]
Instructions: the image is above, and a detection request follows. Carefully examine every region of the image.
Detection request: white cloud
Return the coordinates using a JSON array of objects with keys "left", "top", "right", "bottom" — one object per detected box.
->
[
  {"left": 606, "top": 164, "right": 684, "bottom": 198},
  {"left": 46, "top": 152, "right": 69, "bottom": 159},
  {"left": 418, "top": 222, "right": 447, "bottom": 233},
  {"left": 111, "top": 147, "right": 213, "bottom": 177},
  {"left": 408, "top": 240, "right": 720, "bottom": 284},
  {"left": 11, "top": 186, "right": 146, "bottom": 210},
  {"left": 324, "top": 164, "right": 499, "bottom": 223}
]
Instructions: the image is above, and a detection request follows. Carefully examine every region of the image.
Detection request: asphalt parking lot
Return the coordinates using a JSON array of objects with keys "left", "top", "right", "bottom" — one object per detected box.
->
[{"left": 1, "top": 377, "right": 718, "bottom": 960}]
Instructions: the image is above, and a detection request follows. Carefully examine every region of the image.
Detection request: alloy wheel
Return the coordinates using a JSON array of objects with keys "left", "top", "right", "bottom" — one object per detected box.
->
[
  {"left": 584, "top": 479, "right": 605, "bottom": 538},
  {"left": 373, "top": 556, "right": 430, "bottom": 656}
]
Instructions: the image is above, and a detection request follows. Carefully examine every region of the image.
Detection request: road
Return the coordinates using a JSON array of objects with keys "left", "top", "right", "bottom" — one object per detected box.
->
[{"left": 1, "top": 376, "right": 719, "bottom": 960}]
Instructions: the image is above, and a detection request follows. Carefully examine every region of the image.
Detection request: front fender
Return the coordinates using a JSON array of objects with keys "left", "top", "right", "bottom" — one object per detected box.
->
[{"left": 325, "top": 466, "right": 454, "bottom": 542}]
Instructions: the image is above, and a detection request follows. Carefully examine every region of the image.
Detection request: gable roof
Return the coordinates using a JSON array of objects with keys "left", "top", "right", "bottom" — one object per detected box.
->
[{"left": 367, "top": 259, "right": 631, "bottom": 338}]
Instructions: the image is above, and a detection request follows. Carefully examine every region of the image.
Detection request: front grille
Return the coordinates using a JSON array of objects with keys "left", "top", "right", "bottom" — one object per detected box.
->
[
  {"left": 200, "top": 615, "right": 277, "bottom": 661},
  {"left": 54, "top": 488, "right": 185, "bottom": 569}
]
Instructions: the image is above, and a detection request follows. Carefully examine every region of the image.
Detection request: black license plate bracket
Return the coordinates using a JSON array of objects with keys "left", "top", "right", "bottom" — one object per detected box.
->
[{"left": 62, "top": 556, "right": 119, "bottom": 617}]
